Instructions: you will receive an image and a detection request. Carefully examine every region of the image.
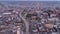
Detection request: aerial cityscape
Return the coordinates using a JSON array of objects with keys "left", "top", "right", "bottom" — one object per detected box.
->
[{"left": 0, "top": 1, "right": 60, "bottom": 34}]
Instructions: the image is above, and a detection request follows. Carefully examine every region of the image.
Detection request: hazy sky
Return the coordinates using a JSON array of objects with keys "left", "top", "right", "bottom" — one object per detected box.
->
[{"left": 0, "top": 0, "right": 60, "bottom": 1}]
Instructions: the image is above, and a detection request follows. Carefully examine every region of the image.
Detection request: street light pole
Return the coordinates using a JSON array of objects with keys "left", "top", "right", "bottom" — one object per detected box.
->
[{"left": 19, "top": 12, "right": 29, "bottom": 34}]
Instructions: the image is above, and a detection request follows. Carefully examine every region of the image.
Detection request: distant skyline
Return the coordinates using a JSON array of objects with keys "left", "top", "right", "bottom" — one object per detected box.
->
[{"left": 0, "top": 0, "right": 60, "bottom": 1}]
